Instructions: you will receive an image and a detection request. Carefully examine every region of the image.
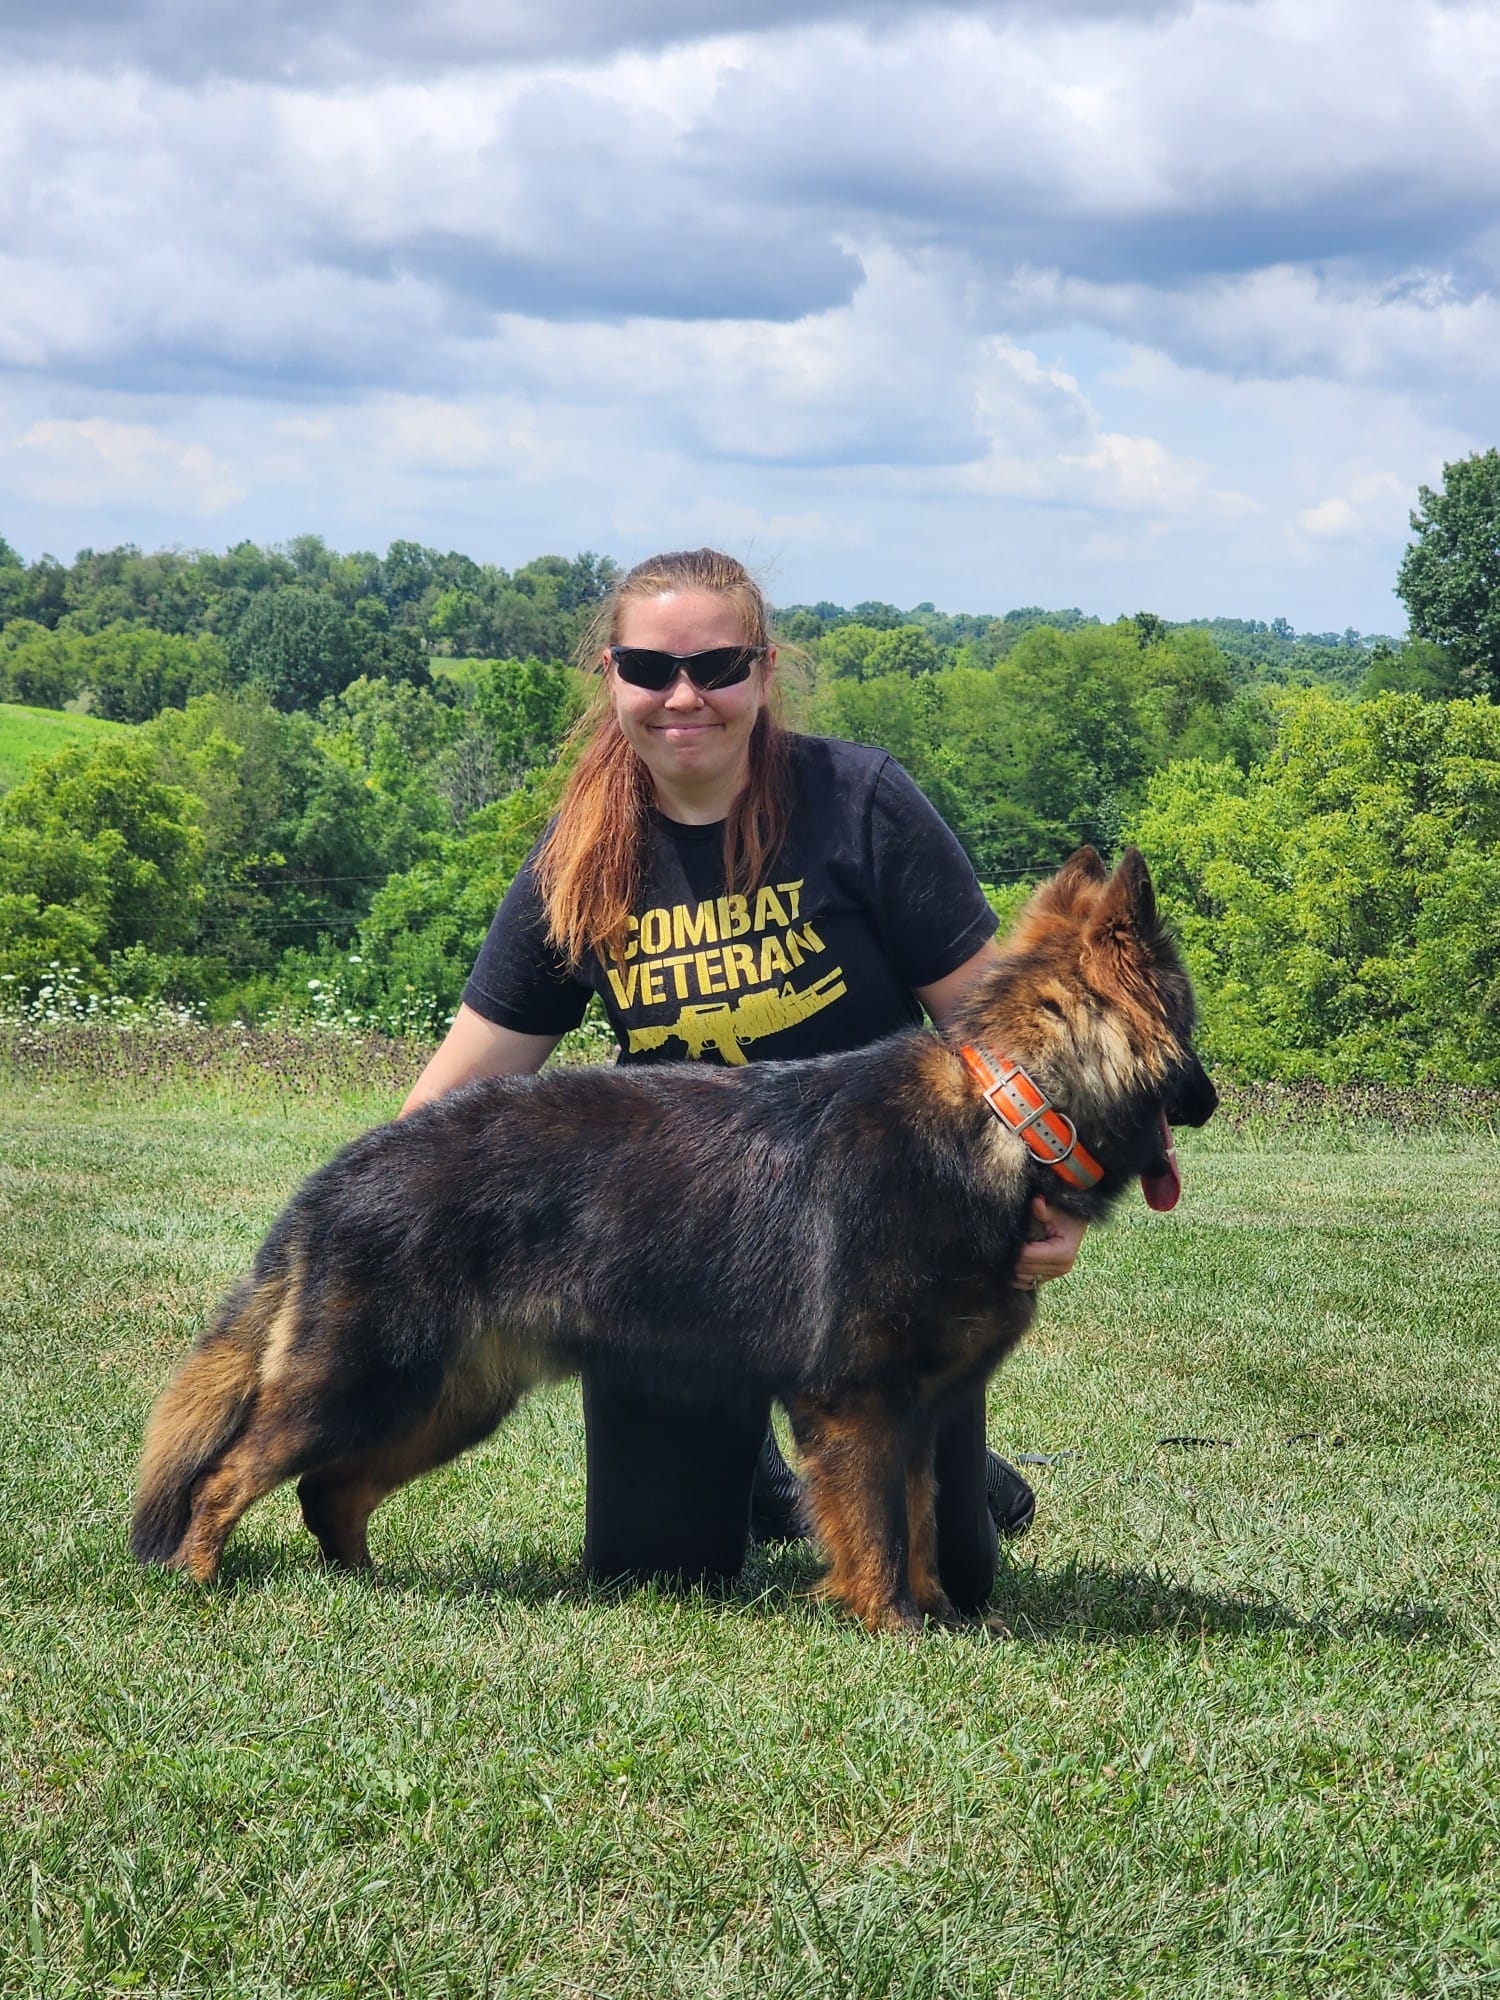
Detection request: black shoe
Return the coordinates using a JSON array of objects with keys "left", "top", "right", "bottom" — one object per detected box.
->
[
  {"left": 986, "top": 1451, "right": 1036, "bottom": 1538},
  {"left": 749, "top": 1428, "right": 806, "bottom": 1545}
]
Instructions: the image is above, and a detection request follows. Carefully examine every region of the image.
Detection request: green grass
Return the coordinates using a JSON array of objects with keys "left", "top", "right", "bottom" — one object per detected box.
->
[
  {"left": 0, "top": 701, "right": 126, "bottom": 792},
  {"left": 4, "top": 1060, "right": 1500, "bottom": 1998}
]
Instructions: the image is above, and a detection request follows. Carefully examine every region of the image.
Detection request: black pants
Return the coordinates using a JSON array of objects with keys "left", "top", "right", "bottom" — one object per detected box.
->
[{"left": 581, "top": 1372, "right": 997, "bottom": 1613}]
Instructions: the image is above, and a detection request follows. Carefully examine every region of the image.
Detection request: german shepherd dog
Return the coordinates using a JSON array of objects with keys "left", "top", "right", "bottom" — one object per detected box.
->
[{"left": 132, "top": 847, "right": 1216, "bottom": 1632}]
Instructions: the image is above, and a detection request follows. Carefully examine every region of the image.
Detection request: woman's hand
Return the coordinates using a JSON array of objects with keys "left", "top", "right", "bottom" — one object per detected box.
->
[{"left": 1014, "top": 1197, "right": 1088, "bottom": 1288}]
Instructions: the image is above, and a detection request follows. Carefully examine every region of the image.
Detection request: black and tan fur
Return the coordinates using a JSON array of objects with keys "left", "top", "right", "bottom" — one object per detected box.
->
[{"left": 132, "top": 847, "right": 1216, "bottom": 1632}]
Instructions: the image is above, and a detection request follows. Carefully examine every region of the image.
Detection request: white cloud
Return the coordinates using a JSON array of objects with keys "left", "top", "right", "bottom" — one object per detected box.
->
[{"left": 5, "top": 414, "right": 242, "bottom": 512}]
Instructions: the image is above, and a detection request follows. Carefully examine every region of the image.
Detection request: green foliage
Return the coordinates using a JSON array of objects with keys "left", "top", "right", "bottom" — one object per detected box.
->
[
  {"left": 335, "top": 772, "right": 563, "bottom": 1023},
  {"left": 1175, "top": 617, "right": 1384, "bottom": 692},
  {"left": 316, "top": 674, "right": 464, "bottom": 864},
  {"left": 783, "top": 597, "right": 1099, "bottom": 664},
  {"left": 0, "top": 528, "right": 1488, "bottom": 1077},
  {"left": 83, "top": 625, "right": 226, "bottom": 722},
  {"left": 1133, "top": 691, "right": 1500, "bottom": 1081},
  {"left": 446, "top": 657, "right": 585, "bottom": 819},
  {"left": 0, "top": 621, "right": 225, "bottom": 720},
  {"left": 145, "top": 691, "right": 389, "bottom": 995},
  {"left": 0, "top": 739, "right": 204, "bottom": 989},
  {"left": 1360, "top": 638, "right": 1469, "bottom": 700},
  {"left": 812, "top": 620, "right": 1271, "bottom": 879},
  {"left": 1396, "top": 447, "right": 1500, "bottom": 699},
  {"left": 0, "top": 622, "right": 88, "bottom": 708},
  {"left": 225, "top": 587, "right": 363, "bottom": 710},
  {"left": 816, "top": 622, "right": 945, "bottom": 680},
  {"left": 129, "top": 665, "right": 579, "bottom": 1019},
  {"left": 421, "top": 551, "right": 618, "bottom": 661}
]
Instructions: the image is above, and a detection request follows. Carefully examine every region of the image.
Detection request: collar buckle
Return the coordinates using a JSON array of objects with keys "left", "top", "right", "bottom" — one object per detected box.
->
[{"left": 958, "top": 1044, "right": 1104, "bottom": 1193}]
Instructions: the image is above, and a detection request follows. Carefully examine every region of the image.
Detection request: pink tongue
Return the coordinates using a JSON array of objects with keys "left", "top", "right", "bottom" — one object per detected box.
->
[{"left": 1142, "top": 1111, "right": 1182, "bottom": 1212}]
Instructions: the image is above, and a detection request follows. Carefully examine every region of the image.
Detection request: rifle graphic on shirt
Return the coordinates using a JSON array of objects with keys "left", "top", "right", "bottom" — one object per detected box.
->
[{"left": 625, "top": 967, "right": 848, "bottom": 1065}]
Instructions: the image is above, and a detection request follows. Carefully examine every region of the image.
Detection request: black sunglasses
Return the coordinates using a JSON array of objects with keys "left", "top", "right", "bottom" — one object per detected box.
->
[{"left": 606, "top": 644, "right": 766, "bottom": 693}]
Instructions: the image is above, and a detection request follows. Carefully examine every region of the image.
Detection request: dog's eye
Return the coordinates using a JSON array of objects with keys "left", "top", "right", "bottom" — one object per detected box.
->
[{"left": 1038, "top": 996, "right": 1066, "bottom": 1019}]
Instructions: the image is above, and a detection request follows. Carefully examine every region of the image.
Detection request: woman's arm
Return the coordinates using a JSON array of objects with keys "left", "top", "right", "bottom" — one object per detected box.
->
[
  {"left": 399, "top": 1003, "right": 564, "bottom": 1118},
  {"left": 914, "top": 939, "right": 1087, "bottom": 1286},
  {"left": 913, "top": 937, "right": 1003, "bottom": 1028}
]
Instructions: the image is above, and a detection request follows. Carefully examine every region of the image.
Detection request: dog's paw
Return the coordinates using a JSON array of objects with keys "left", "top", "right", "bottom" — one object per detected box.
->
[{"left": 915, "top": 1590, "right": 961, "bottom": 1630}]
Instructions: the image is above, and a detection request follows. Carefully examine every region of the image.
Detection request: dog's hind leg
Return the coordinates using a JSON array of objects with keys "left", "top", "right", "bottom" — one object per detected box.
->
[
  {"left": 172, "top": 1385, "right": 322, "bottom": 1584},
  {"left": 786, "top": 1391, "right": 921, "bottom": 1635},
  {"left": 298, "top": 1364, "right": 523, "bottom": 1570}
]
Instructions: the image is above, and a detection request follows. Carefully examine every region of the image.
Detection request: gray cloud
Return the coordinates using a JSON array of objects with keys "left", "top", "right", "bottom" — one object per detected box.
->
[
  {"left": 0, "top": 0, "right": 1194, "bottom": 83},
  {"left": 370, "top": 233, "right": 861, "bottom": 325}
]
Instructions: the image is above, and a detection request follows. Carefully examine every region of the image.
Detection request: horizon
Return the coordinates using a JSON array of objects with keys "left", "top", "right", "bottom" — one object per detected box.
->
[{"left": 0, "top": 528, "right": 1402, "bottom": 643}]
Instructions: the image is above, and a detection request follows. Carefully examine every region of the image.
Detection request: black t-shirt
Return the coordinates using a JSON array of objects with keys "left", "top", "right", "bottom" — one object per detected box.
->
[{"left": 461, "top": 735, "right": 997, "bottom": 1066}]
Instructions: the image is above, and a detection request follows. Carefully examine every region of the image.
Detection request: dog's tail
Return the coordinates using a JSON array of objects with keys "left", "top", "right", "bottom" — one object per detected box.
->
[{"left": 130, "top": 1274, "right": 278, "bottom": 1566}]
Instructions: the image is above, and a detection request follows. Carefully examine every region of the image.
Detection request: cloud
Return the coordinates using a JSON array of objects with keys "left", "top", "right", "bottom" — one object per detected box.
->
[
  {"left": 703, "top": 0, "right": 1500, "bottom": 295},
  {"left": 4, "top": 413, "right": 242, "bottom": 512},
  {"left": 1296, "top": 471, "right": 1406, "bottom": 543},
  {"left": 0, "top": 0, "right": 1493, "bottom": 630},
  {"left": 0, "top": 0, "right": 1192, "bottom": 84},
  {"left": 4, "top": 1, "right": 1498, "bottom": 407}
]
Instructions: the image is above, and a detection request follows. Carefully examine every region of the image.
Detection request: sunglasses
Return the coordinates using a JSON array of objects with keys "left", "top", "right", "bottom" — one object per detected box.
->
[{"left": 606, "top": 644, "right": 766, "bottom": 693}]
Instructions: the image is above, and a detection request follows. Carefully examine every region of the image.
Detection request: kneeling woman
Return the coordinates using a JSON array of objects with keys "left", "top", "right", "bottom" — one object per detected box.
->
[{"left": 402, "top": 548, "right": 1085, "bottom": 1607}]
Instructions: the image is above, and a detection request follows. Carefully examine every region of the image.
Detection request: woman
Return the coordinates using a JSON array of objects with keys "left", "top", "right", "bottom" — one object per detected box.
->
[{"left": 402, "top": 549, "right": 1086, "bottom": 1610}]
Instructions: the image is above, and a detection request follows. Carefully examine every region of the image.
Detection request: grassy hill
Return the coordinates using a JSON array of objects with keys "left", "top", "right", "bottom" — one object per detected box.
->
[{"left": 0, "top": 701, "right": 126, "bottom": 793}]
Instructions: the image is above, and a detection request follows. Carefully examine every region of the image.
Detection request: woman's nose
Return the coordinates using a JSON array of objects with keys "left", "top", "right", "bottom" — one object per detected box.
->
[{"left": 662, "top": 667, "right": 705, "bottom": 706}]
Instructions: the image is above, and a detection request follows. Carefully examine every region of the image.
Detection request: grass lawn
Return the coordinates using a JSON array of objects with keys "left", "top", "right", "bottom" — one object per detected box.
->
[
  {"left": 3, "top": 1055, "right": 1499, "bottom": 1997},
  {"left": 0, "top": 702, "right": 125, "bottom": 793}
]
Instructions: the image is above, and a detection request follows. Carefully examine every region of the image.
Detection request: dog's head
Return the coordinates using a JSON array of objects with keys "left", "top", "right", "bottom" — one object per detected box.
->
[{"left": 957, "top": 845, "right": 1217, "bottom": 1207}]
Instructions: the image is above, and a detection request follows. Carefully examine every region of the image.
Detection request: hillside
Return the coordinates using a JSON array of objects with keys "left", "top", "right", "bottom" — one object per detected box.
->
[{"left": 0, "top": 702, "right": 126, "bottom": 794}]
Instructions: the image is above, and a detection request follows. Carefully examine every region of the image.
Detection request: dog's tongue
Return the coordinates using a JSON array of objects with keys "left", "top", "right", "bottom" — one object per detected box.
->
[{"left": 1142, "top": 1112, "right": 1181, "bottom": 1212}]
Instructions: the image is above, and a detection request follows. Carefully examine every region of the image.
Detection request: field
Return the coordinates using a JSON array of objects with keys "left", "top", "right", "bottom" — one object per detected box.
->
[
  {"left": 0, "top": 701, "right": 125, "bottom": 792},
  {"left": 3, "top": 1045, "right": 1500, "bottom": 1998}
]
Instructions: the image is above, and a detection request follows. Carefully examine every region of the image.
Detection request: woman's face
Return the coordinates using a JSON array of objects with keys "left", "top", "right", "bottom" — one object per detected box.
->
[{"left": 607, "top": 587, "right": 774, "bottom": 817}]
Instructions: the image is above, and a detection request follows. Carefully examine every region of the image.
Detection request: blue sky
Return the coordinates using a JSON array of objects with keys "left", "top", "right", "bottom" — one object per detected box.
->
[{"left": 2, "top": 0, "right": 1496, "bottom": 630}]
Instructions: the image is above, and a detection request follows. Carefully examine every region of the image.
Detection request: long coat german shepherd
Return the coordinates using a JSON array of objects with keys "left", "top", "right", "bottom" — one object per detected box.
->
[{"left": 132, "top": 847, "right": 1216, "bottom": 1632}]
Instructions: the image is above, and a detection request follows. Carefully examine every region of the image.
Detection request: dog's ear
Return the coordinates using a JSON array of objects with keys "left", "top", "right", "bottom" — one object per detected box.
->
[
  {"left": 1091, "top": 847, "right": 1157, "bottom": 940},
  {"left": 1034, "top": 846, "right": 1108, "bottom": 913}
]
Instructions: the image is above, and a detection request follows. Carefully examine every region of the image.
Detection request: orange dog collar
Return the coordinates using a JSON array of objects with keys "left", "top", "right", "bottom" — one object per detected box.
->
[{"left": 957, "top": 1045, "right": 1104, "bottom": 1192}]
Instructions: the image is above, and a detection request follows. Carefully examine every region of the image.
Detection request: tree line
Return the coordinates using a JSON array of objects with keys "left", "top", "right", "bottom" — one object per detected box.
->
[{"left": 1, "top": 449, "right": 1498, "bottom": 1079}]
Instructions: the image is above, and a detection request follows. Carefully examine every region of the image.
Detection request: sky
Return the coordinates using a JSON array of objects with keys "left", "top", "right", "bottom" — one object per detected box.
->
[{"left": 2, "top": 0, "right": 1497, "bottom": 632}]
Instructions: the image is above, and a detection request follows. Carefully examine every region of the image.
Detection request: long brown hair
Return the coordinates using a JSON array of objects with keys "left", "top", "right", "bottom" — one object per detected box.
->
[{"left": 535, "top": 549, "right": 792, "bottom": 968}]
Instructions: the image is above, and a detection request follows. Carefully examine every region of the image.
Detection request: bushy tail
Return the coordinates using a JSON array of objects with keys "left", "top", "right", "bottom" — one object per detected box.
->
[{"left": 130, "top": 1279, "right": 269, "bottom": 1566}]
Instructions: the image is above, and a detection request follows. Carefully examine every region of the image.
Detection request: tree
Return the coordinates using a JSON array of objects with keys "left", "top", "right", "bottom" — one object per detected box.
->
[
  {"left": 448, "top": 656, "right": 583, "bottom": 818},
  {"left": 1361, "top": 639, "right": 1469, "bottom": 701},
  {"left": 337, "top": 774, "right": 563, "bottom": 1024},
  {"left": 0, "top": 623, "right": 88, "bottom": 708},
  {"left": 147, "top": 690, "right": 388, "bottom": 985},
  {"left": 1131, "top": 691, "right": 1500, "bottom": 1081},
  {"left": 1395, "top": 448, "right": 1500, "bottom": 699},
  {"left": 84, "top": 626, "right": 227, "bottom": 723},
  {"left": 815, "top": 623, "right": 882, "bottom": 682},
  {"left": 0, "top": 739, "right": 204, "bottom": 989},
  {"left": 226, "top": 587, "right": 358, "bottom": 711}
]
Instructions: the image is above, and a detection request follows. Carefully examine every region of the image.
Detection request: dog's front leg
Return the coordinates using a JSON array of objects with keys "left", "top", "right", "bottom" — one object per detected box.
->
[
  {"left": 786, "top": 1391, "right": 922, "bottom": 1635},
  {"left": 904, "top": 1421, "right": 958, "bottom": 1628}
]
